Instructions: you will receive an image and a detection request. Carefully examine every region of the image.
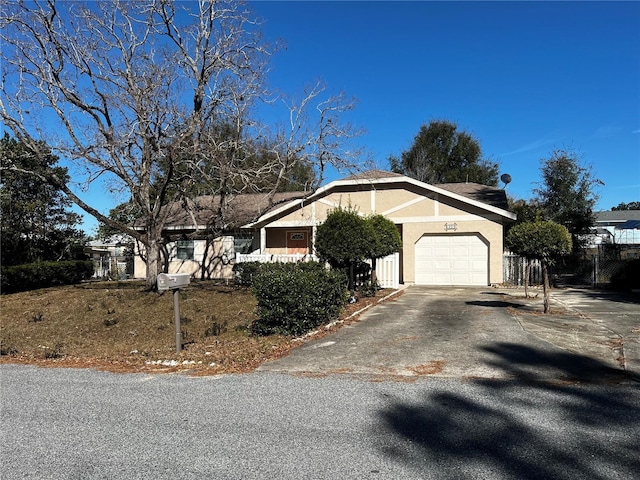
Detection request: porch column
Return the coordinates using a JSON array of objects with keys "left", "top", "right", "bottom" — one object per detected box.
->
[{"left": 260, "top": 227, "right": 266, "bottom": 253}]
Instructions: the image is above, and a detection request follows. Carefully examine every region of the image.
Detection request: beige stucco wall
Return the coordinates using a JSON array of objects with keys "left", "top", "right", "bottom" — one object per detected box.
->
[
  {"left": 134, "top": 237, "right": 234, "bottom": 280},
  {"left": 262, "top": 184, "right": 507, "bottom": 285}
]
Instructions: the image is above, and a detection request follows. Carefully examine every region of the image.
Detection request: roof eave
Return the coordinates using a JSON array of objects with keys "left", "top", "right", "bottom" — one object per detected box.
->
[{"left": 244, "top": 175, "right": 516, "bottom": 227}]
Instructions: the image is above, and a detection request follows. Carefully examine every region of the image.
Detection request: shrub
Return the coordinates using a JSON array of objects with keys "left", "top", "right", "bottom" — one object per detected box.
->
[
  {"left": 357, "top": 280, "right": 378, "bottom": 298},
  {"left": 251, "top": 262, "right": 349, "bottom": 336},
  {"left": 232, "top": 261, "right": 264, "bottom": 287},
  {"left": 0, "top": 260, "right": 94, "bottom": 294}
]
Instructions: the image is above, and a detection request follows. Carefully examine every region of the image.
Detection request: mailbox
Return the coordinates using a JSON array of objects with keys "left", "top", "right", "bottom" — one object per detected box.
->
[{"left": 157, "top": 273, "right": 191, "bottom": 291}]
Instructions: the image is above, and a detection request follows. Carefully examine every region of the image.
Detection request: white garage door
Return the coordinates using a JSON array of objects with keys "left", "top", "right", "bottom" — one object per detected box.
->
[{"left": 415, "top": 235, "right": 488, "bottom": 286}]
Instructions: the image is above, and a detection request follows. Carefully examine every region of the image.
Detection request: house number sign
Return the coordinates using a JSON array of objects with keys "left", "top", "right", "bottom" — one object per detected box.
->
[{"left": 444, "top": 223, "right": 458, "bottom": 232}]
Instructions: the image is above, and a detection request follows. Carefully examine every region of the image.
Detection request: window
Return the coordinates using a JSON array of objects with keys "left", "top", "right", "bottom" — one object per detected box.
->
[
  {"left": 176, "top": 240, "right": 194, "bottom": 260},
  {"left": 234, "top": 235, "right": 253, "bottom": 254}
]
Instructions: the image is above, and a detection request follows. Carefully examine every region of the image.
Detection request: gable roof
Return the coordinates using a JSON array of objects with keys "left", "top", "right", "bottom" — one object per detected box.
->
[{"left": 244, "top": 170, "right": 515, "bottom": 228}]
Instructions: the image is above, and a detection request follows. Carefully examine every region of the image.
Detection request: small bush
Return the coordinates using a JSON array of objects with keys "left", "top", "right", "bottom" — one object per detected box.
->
[
  {"left": 1, "top": 260, "right": 94, "bottom": 294},
  {"left": 42, "top": 343, "right": 65, "bottom": 359},
  {"left": 357, "top": 280, "right": 378, "bottom": 298},
  {"left": 251, "top": 262, "right": 349, "bottom": 336},
  {"left": 0, "top": 340, "right": 18, "bottom": 356},
  {"left": 232, "top": 262, "right": 264, "bottom": 287},
  {"left": 204, "top": 317, "right": 228, "bottom": 337}
]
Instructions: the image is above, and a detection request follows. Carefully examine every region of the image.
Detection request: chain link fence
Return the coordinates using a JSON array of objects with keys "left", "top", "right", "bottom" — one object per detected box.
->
[{"left": 503, "top": 245, "right": 640, "bottom": 288}]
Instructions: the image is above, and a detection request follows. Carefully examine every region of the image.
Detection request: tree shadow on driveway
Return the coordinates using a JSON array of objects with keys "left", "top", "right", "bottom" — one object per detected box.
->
[
  {"left": 465, "top": 300, "right": 523, "bottom": 309},
  {"left": 481, "top": 342, "right": 638, "bottom": 384},
  {"left": 573, "top": 289, "right": 640, "bottom": 306},
  {"left": 375, "top": 343, "right": 640, "bottom": 479}
]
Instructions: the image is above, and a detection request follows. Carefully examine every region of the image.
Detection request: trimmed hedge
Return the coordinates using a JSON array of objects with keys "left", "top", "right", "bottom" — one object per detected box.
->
[
  {"left": 1, "top": 260, "right": 94, "bottom": 294},
  {"left": 251, "top": 262, "right": 349, "bottom": 336}
]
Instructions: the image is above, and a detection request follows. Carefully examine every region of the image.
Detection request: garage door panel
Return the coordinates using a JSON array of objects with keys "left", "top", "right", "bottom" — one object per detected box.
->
[
  {"left": 451, "top": 259, "right": 470, "bottom": 269},
  {"left": 415, "top": 234, "right": 488, "bottom": 286},
  {"left": 432, "top": 260, "right": 451, "bottom": 271},
  {"left": 452, "top": 246, "right": 470, "bottom": 256}
]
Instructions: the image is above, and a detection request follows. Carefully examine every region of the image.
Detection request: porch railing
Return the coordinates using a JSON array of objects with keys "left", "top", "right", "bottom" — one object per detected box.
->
[
  {"left": 235, "top": 253, "right": 319, "bottom": 264},
  {"left": 235, "top": 252, "right": 400, "bottom": 289}
]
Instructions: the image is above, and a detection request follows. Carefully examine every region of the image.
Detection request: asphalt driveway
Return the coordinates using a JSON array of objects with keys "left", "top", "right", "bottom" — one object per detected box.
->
[{"left": 259, "top": 286, "right": 640, "bottom": 383}]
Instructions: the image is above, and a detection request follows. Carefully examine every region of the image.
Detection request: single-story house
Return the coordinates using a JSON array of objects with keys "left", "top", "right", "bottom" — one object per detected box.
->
[
  {"left": 243, "top": 170, "right": 515, "bottom": 286},
  {"left": 132, "top": 191, "right": 304, "bottom": 280},
  {"left": 588, "top": 210, "right": 640, "bottom": 245},
  {"left": 134, "top": 170, "right": 516, "bottom": 286}
]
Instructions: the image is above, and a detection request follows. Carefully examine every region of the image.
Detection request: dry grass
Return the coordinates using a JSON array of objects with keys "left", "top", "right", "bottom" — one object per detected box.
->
[{"left": 0, "top": 280, "right": 394, "bottom": 375}]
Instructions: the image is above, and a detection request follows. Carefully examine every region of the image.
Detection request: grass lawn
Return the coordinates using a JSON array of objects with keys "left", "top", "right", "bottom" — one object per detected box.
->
[{"left": 0, "top": 280, "right": 395, "bottom": 375}]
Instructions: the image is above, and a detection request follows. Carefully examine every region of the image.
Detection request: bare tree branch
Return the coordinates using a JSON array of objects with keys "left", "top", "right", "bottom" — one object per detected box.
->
[{"left": 1, "top": 0, "right": 365, "bottom": 288}]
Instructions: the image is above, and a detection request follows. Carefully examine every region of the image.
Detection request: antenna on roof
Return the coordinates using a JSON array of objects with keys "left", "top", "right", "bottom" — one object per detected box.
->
[{"left": 500, "top": 173, "right": 512, "bottom": 189}]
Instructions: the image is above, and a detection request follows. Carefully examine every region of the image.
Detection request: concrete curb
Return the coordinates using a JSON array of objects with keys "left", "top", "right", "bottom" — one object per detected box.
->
[{"left": 292, "top": 285, "right": 409, "bottom": 343}]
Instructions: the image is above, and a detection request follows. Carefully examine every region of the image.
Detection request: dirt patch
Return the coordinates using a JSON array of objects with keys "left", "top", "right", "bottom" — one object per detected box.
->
[{"left": 407, "top": 361, "right": 446, "bottom": 375}]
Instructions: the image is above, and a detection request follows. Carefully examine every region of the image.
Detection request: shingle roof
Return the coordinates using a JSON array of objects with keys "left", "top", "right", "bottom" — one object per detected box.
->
[
  {"left": 152, "top": 171, "right": 512, "bottom": 232},
  {"left": 596, "top": 210, "right": 640, "bottom": 223},
  {"left": 342, "top": 169, "right": 404, "bottom": 181},
  {"left": 146, "top": 191, "right": 305, "bottom": 231},
  {"left": 434, "top": 182, "right": 509, "bottom": 211},
  {"left": 342, "top": 170, "right": 510, "bottom": 211}
]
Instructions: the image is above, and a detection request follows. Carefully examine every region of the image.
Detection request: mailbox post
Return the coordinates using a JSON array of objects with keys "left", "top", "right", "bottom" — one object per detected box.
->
[{"left": 157, "top": 273, "right": 191, "bottom": 353}]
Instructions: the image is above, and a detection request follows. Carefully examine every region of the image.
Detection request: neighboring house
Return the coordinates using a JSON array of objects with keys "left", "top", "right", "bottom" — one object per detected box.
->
[
  {"left": 589, "top": 210, "right": 640, "bottom": 245},
  {"left": 85, "top": 234, "right": 134, "bottom": 279},
  {"left": 133, "top": 170, "right": 516, "bottom": 286},
  {"left": 243, "top": 170, "right": 515, "bottom": 286}
]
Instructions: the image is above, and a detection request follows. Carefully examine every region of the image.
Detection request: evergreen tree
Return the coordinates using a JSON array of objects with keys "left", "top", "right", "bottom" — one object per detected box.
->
[
  {"left": 390, "top": 120, "right": 499, "bottom": 186},
  {"left": 534, "top": 149, "right": 600, "bottom": 246},
  {"left": 315, "top": 207, "right": 374, "bottom": 290},
  {"left": 0, "top": 134, "right": 85, "bottom": 266},
  {"left": 612, "top": 201, "right": 640, "bottom": 211}
]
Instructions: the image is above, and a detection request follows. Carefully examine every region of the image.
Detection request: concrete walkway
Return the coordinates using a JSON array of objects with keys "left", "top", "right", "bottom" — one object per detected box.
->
[{"left": 258, "top": 286, "right": 640, "bottom": 383}]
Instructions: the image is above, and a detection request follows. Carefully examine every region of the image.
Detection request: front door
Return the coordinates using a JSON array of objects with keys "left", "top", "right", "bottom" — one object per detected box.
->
[{"left": 287, "top": 231, "right": 308, "bottom": 255}]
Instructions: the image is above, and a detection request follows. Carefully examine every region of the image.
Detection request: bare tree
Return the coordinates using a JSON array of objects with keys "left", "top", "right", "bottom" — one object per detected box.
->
[{"left": 1, "top": 0, "right": 364, "bottom": 289}]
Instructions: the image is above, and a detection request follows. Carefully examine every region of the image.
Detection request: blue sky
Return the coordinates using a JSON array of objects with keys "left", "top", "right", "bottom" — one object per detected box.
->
[
  {"left": 250, "top": 1, "right": 639, "bottom": 203},
  {"left": 68, "top": 1, "right": 639, "bottom": 233}
]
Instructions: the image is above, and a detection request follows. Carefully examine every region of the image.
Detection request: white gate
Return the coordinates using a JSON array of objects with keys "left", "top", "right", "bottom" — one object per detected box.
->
[{"left": 373, "top": 252, "right": 400, "bottom": 289}]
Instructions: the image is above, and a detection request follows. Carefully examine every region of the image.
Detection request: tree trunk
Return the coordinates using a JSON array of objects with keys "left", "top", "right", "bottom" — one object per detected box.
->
[
  {"left": 348, "top": 262, "right": 354, "bottom": 292},
  {"left": 542, "top": 262, "right": 550, "bottom": 314},
  {"left": 145, "top": 234, "right": 162, "bottom": 291},
  {"left": 371, "top": 257, "right": 378, "bottom": 286},
  {"left": 524, "top": 259, "right": 530, "bottom": 298}
]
